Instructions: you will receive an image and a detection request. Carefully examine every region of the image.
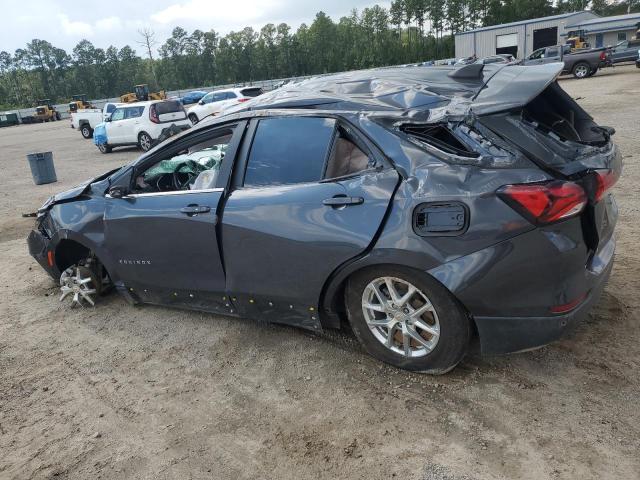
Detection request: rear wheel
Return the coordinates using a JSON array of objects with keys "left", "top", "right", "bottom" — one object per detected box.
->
[
  {"left": 80, "top": 124, "right": 93, "bottom": 139},
  {"left": 573, "top": 62, "right": 591, "bottom": 79},
  {"left": 587, "top": 67, "right": 598, "bottom": 77},
  {"left": 97, "top": 143, "right": 112, "bottom": 154},
  {"left": 138, "top": 132, "right": 153, "bottom": 152},
  {"left": 346, "top": 266, "right": 470, "bottom": 374},
  {"left": 188, "top": 113, "right": 198, "bottom": 125}
]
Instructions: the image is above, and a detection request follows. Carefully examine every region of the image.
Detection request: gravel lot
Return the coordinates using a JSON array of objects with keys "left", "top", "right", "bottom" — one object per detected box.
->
[{"left": 1, "top": 65, "right": 639, "bottom": 480}]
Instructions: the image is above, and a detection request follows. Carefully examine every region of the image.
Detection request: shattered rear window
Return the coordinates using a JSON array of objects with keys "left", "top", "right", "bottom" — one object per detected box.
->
[{"left": 400, "top": 124, "right": 478, "bottom": 158}]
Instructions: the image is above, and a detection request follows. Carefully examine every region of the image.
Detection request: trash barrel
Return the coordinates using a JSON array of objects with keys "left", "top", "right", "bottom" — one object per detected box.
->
[{"left": 27, "top": 152, "right": 57, "bottom": 185}]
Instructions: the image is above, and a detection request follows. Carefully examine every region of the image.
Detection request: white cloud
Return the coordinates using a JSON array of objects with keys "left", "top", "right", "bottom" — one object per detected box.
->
[
  {"left": 96, "top": 16, "right": 123, "bottom": 32},
  {"left": 151, "top": 0, "right": 281, "bottom": 25},
  {"left": 58, "top": 14, "right": 94, "bottom": 37}
]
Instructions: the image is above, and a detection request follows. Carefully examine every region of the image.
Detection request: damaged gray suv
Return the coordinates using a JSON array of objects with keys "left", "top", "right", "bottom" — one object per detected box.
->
[{"left": 28, "top": 62, "right": 620, "bottom": 373}]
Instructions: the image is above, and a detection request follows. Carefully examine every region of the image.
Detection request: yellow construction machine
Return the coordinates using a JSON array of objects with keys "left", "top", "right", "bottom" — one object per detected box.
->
[
  {"left": 566, "top": 31, "right": 590, "bottom": 50},
  {"left": 68, "top": 94, "right": 94, "bottom": 113},
  {"left": 33, "top": 99, "right": 61, "bottom": 122},
  {"left": 120, "top": 84, "right": 166, "bottom": 103}
]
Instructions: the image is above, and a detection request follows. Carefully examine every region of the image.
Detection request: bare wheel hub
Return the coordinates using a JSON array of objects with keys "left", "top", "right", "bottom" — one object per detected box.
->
[
  {"left": 59, "top": 265, "right": 98, "bottom": 307},
  {"left": 362, "top": 276, "right": 440, "bottom": 358}
]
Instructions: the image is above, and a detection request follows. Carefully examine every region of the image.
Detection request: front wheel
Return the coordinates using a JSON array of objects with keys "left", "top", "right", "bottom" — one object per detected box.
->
[
  {"left": 138, "top": 132, "right": 153, "bottom": 152},
  {"left": 573, "top": 62, "right": 591, "bottom": 79},
  {"left": 346, "top": 266, "right": 470, "bottom": 374},
  {"left": 97, "top": 143, "right": 112, "bottom": 154}
]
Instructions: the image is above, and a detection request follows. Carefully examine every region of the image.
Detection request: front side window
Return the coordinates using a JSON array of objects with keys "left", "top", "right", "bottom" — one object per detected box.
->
[
  {"left": 244, "top": 117, "right": 336, "bottom": 187},
  {"left": 111, "top": 108, "right": 125, "bottom": 121},
  {"left": 134, "top": 127, "right": 235, "bottom": 194},
  {"left": 202, "top": 92, "right": 214, "bottom": 104},
  {"left": 529, "top": 49, "right": 544, "bottom": 60}
]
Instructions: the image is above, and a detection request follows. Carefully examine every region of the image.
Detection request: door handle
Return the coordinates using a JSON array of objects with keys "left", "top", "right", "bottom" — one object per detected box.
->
[
  {"left": 323, "top": 196, "right": 364, "bottom": 207},
  {"left": 180, "top": 205, "right": 211, "bottom": 215}
]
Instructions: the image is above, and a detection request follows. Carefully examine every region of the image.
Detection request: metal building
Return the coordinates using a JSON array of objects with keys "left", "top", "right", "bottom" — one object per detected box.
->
[
  {"left": 565, "top": 13, "right": 640, "bottom": 48},
  {"left": 455, "top": 11, "right": 598, "bottom": 59}
]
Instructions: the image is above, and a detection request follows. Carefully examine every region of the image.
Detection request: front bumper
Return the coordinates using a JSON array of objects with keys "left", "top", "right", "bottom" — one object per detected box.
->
[{"left": 27, "top": 228, "right": 58, "bottom": 280}]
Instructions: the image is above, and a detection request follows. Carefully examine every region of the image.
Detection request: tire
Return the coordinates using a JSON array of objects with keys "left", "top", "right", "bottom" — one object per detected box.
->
[
  {"left": 587, "top": 67, "right": 598, "bottom": 77},
  {"left": 138, "top": 132, "right": 153, "bottom": 152},
  {"left": 188, "top": 113, "right": 198, "bottom": 125},
  {"left": 346, "top": 266, "right": 470, "bottom": 374},
  {"left": 97, "top": 143, "right": 112, "bottom": 154},
  {"left": 80, "top": 124, "right": 93, "bottom": 139},
  {"left": 55, "top": 112, "right": 61, "bottom": 121},
  {"left": 573, "top": 62, "right": 591, "bottom": 79}
]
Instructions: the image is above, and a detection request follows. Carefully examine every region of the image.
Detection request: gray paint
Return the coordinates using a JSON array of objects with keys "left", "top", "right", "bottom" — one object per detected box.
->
[{"left": 27, "top": 63, "right": 619, "bottom": 355}]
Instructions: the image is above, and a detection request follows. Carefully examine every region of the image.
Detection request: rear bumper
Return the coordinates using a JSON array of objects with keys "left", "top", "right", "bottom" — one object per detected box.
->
[{"left": 473, "top": 254, "right": 613, "bottom": 354}]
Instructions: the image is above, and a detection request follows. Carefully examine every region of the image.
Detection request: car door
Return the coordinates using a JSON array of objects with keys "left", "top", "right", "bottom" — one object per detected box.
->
[
  {"left": 220, "top": 116, "right": 399, "bottom": 328},
  {"left": 121, "top": 106, "right": 144, "bottom": 143},
  {"left": 106, "top": 107, "right": 126, "bottom": 143},
  {"left": 103, "top": 122, "right": 245, "bottom": 311}
]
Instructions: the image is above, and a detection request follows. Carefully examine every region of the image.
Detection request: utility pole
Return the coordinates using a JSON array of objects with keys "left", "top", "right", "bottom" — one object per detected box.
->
[{"left": 137, "top": 28, "right": 159, "bottom": 88}]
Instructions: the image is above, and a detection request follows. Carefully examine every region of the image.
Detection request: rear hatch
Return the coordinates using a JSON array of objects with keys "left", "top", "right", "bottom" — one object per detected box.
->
[
  {"left": 472, "top": 63, "right": 621, "bottom": 260},
  {"left": 153, "top": 100, "right": 187, "bottom": 123}
]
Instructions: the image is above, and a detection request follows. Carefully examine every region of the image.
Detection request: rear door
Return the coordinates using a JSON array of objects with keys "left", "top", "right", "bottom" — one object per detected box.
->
[{"left": 220, "top": 116, "right": 399, "bottom": 327}]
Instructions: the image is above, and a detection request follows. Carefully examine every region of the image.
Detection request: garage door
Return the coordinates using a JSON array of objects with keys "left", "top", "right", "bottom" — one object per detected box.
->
[
  {"left": 533, "top": 27, "right": 558, "bottom": 51},
  {"left": 496, "top": 33, "right": 518, "bottom": 57}
]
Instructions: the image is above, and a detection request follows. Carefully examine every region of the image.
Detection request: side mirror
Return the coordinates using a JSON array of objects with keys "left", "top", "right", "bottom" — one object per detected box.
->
[
  {"left": 104, "top": 114, "right": 112, "bottom": 122},
  {"left": 198, "top": 100, "right": 204, "bottom": 105},
  {"left": 107, "top": 186, "right": 127, "bottom": 198}
]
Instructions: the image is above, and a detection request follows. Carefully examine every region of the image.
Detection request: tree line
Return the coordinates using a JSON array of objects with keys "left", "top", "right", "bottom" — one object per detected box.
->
[{"left": 0, "top": 0, "right": 637, "bottom": 109}]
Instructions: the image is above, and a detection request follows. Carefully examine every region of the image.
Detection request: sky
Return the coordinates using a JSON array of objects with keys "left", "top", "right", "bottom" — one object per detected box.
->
[{"left": 2, "top": 0, "right": 391, "bottom": 54}]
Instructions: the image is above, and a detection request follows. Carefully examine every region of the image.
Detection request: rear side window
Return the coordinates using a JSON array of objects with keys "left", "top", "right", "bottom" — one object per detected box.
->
[
  {"left": 125, "top": 106, "right": 144, "bottom": 119},
  {"left": 240, "top": 87, "right": 263, "bottom": 98},
  {"left": 325, "top": 127, "right": 372, "bottom": 179},
  {"left": 222, "top": 92, "right": 237, "bottom": 100},
  {"left": 244, "top": 117, "right": 336, "bottom": 187},
  {"left": 156, "top": 101, "right": 183, "bottom": 114}
]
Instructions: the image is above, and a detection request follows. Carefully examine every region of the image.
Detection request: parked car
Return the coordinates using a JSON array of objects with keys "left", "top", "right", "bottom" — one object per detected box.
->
[
  {"left": 96, "top": 100, "right": 190, "bottom": 153},
  {"left": 71, "top": 102, "right": 122, "bottom": 139},
  {"left": 480, "top": 54, "right": 517, "bottom": 64},
  {"left": 523, "top": 44, "right": 611, "bottom": 78},
  {"left": 187, "top": 87, "right": 263, "bottom": 124},
  {"left": 609, "top": 39, "right": 640, "bottom": 64},
  {"left": 28, "top": 63, "right": 620, "bottom": 373},
  {"left": 179, "top": 90, "right": 208, "bottom": 105}
]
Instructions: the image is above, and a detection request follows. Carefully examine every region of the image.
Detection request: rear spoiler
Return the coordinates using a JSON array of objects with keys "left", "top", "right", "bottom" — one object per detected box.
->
[{"left": 471, "top": 63, "right": 564, "bottom": 115}]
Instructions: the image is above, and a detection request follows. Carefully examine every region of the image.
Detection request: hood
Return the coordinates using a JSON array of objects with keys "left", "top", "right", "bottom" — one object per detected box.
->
[
  {"left": 39, "top": 168, "right": 120, "bottom": 212},
  {"left": 471, "top": 63, "right": 564, "bottom": 115}
]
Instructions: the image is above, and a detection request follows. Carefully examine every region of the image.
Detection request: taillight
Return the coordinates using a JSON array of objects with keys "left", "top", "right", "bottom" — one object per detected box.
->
[
  {"left": 599, "top": 51, "right": 606, "bottom": 61},
  {"left": 237, "top": 98, "right": 250, "bottom": 103},
  {"left": 497, "top": 181, "right": 587, "bottom": 224},
  {"left": 149, "top": 104, "right": 160, "bottom": 124},
  {"left": 594, "top": 169, "right": 619, "bottom": 202}
]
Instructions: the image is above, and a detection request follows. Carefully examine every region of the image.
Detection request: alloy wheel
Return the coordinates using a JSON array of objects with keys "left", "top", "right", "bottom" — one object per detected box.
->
[
  {"left": 575, "top": 64, "right": 589, "bottom": 78},
  {"left": 59, "top": 265, "right": 98, "bottom": 307},
  {"left": 361, "top": 276, "right": 440, "bottom": 358},
  {"left": 140, "top": 134, "right": 152, "bottom": 151}
]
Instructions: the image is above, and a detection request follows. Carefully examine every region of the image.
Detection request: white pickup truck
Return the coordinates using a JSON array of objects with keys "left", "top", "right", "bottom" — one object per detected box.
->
[{"left": 71, "top": 102, "right": 122, "bottom": 139}]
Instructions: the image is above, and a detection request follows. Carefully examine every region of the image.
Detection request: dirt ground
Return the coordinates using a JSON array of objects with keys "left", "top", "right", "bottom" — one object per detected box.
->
[{"left": 1, "top": 65, "right": 639, "bottom": 480}]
